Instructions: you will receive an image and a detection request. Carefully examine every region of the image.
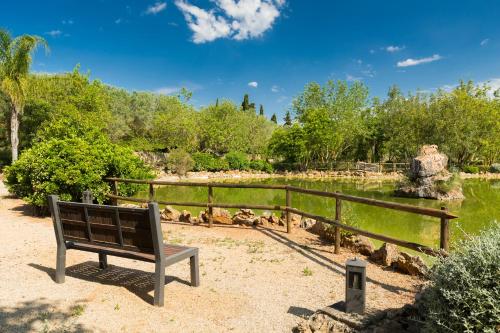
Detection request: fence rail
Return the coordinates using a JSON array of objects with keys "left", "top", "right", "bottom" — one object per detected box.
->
[{"left": 106, "top": 177, "right": 458, "bottom": 257}]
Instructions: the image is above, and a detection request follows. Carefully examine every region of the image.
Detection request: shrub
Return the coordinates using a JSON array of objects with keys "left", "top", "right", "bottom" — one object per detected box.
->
[
  {"left": 192, "top": 152, "right": 229, "bottom": 172},
  {"left": 249, "top": 159, "right": 274, "bottom": 173},
  {"left": 225, "top": 151, "right": 250, "bottom": 170},
  {"left": 489, "top": 163, "right": 500, "bottom": 173},
  {"left": 4, "top": 138, "right": 153, "bottom": 208},
  {"left": 166, "top": 149, "right": 194, "bottom": 176},
  {"left": 421, "top": 225, "right": 500, "bottom": 333},
  {"left": 435, "top": 173, "right": 462, "bottom": 193},
  {"left": 462, "top": 165, "right": 480, "bottom": 174}
]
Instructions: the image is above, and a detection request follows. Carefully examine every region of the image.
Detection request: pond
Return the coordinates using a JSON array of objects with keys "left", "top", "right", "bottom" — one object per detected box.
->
[{"left": 137, "top": 178, "right": 499, "bottom": 251}]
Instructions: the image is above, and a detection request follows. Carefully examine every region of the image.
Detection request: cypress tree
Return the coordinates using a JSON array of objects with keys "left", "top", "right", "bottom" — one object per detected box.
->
[
  {"left": 259, "top": 104, "right": 264, "bottom": 116},
  {"left": 284, "top": 111, "right": 292, "bottom": 125},
  {"left": 271, "top": 113, "right": 277, "bottom": 124},
  {"left": 241, "top": 94, "right": 250, "bottom": 111}
]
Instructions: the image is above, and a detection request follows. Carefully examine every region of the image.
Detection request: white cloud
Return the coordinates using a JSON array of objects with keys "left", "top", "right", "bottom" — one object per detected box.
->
[
  {"left": 248, "top": 81, "right": 258, "bottom": 88},
  {"left": 156, "top": 86, "right": 181, "bottom": 95},
  {"left": 397, "top": 54, "right": 442, "bottom": 67},
  {"left": 346, "top": 74, "right": 362, "bottom": 82},
  {"left": 62, "top": 19, "right": 73, "bottom": 25},
  {"left": 115, "top": 18, "right": 122, "bottom": 24},
  {"left": 385, "top": 45, "right": 405, "bottom": 53},
  {"left": 175, "top": 0, "right": 285, "bottom": 43},
  {"left": 175, "top": 1, "right": 232, "bottom": 43},
  {"left": 146, "top": 2, "right": 167, "bottom": 15},
  {"left": 45, "top": 30, "right": 62, "bottom": 37},
  {"left": 479, "top": 78, "right": 500, "bottom": 98},
  {"left": 480, "top": 38, "right": 490, "bottom": 47},
  {"left": 271, "top": 85, "right": 280, "bottom": 93},
  {"left": 369, "top": 49, "right": 375, "bottom": 54}
]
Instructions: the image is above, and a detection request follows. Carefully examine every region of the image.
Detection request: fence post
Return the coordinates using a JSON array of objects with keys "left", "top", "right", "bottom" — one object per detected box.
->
[
  {"left": 208, "top": 185, "right": 214, "bottom": 228},
  {"left": 111, "top": 180, "right": 118, "bottom": 206},
  {"left": 149, "top": 183, "right": 155, "bottom": 202},
  {"left": 286, "top": 187, "right": 292, "bottom": 233},
  {"left": 334, "top": 192, "right": 341, "bottom": 254},
  {"left": 440, "top": 206, "right": 449, "bottom": 252},
  {"left": 393, "top": 162, "right": 396, "bottom": 173}
]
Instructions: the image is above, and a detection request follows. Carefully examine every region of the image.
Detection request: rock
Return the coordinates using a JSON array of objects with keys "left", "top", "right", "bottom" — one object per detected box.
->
[
  {"left": 199, "top": 207, "right": 233, "bottom": 225},
  {"left": 280, "top": 211, "right": 302, "bottom": 227},
  {"left": 160, "top": 205, "right": 181, "bottom": 221},
  {"left": 342, "top": 235, "right": 375, "bottom": 256},
  {"left": 396, "top": 145, "right": 464, "bottom": 200},
  {"left": 232, "top": 209, "right": 259, "bottom": 226},
  {"left": 310, "top": 222, "right": 336, "bottom": 243},
  {"left": 300, "top": 217, "right": 317, "bottom": 229},
  {"left": 410, "top": 145, "right": 448, "bottom": 179},
  {"left": 297, "top": 313, "right": 354, "bottom": 333},
  {"left": 179, "top": 210, "right": 195, "bottom": 224},
  {"left": 393, "top": 252, "right": 428, "bottom": 276},
  {"left": 370, "top": 243, "right": 400, "bottom": 266}
]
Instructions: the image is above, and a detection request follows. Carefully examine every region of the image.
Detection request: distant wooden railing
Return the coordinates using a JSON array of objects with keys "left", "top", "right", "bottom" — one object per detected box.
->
[{"left": 105, "top": 178, "right": 458, "bottom": 257}]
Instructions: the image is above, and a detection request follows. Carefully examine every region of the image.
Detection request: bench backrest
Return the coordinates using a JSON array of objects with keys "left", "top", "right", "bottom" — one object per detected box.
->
[{"left": 48, "top": 195, "right": 163, "bottom": 257}]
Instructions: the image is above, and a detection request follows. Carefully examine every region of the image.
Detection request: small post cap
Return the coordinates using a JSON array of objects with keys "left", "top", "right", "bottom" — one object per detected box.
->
[{"left": 346, "top": 257, "right": 367, "bottom": 268}]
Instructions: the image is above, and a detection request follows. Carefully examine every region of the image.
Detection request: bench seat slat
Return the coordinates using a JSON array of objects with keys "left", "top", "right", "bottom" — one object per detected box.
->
[
  {"left": 60, "top": 218, "right": 149, "bottom": 233},
  {"left": 66, "top": 241, "right": 196, "bottom": 264}
]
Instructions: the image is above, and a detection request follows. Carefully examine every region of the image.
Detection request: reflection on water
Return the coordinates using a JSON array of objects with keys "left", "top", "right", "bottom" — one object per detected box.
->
[{"left": 137, "top": 178, "right": 499, "bottom": 249}]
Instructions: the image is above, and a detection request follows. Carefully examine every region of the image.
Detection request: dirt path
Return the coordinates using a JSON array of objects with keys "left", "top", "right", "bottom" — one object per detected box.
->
[{"left": 0, "top": 180, "right": 422, "bottom": 332}]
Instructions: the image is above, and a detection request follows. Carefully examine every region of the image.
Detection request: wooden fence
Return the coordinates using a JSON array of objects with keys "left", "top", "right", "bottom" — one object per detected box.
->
[
  {"left": 106, "top": 177, "right": 458, "bottom": 257},
  {"left": 275, "top": 161, "right": 410, "bottom": 173}
]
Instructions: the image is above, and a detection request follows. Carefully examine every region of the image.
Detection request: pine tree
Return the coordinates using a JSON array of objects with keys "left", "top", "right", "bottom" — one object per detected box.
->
[
  {"left": 259, "top": 104, "right": 264, "bottom": 116},
  {"left": 215, "top": 98, "right": 219, "bottom": 107},
  {"left": 284, "top": 111, "right": 292, "bottom": 125},
  {"left": 271, "top": 113, "right": 277, "bottom": 124},
  {"left": 241, "top": 94, "right": 250, "bottom": 111}
]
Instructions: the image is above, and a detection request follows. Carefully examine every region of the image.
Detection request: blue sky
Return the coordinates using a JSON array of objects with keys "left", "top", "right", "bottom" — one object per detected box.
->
[{"left": 1, "top": 0, "right": 500, "bottom": 118}]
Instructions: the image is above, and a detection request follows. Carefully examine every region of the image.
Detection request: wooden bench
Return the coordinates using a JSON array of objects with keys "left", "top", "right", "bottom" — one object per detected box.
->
[{"left": 48, "top": 195, "right": 199, "bottom": 306}]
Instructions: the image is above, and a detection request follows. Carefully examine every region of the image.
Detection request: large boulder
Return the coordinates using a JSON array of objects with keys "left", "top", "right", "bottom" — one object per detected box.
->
[
  {"left": 396, "top": 145, "right": 464, "bottom": 200},
  {"left": 179, "top": 210, "right": 196, "bottom": 224},
  {"left": 280, "top": 211, "right": 302, "bottom": 227},
  {"left": 409, "top": 145, "right": 448, "bottom": 179}
]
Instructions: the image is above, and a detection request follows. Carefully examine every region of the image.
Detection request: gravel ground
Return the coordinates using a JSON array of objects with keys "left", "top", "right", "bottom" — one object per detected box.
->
[{"left": 0, "top": 181, "right": 422, "bottom": 333}]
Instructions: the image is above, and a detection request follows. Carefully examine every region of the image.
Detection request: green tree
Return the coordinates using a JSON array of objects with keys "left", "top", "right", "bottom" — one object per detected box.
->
[
  {"left": 0, "top": 29, "right": 47, "bottom": 161},
  {"left": 284, "top": 111, "right": 292, "bottom": 125},
  {"left": 241, "top": 94, "right": 250, "bottom": 111},
  {"left": 270, "top": 113, "right": 277, "bottom": 123},
  {"left": 259, "top": 104, "right": 264, "bottom": 116}
]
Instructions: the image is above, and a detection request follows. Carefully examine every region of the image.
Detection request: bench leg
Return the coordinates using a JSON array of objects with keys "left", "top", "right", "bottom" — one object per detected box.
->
[
  {"left": 190, "top": 254, "right": 200, "bottom": 287},
  {"left": 98, "top": 253, "right": 108, "bottom": 269},
  {"left": 153, "top": 260, "right": 166, "bottom": 307},
  {"left": 55, "top": 246, "right": 66, "bottom": 283}
]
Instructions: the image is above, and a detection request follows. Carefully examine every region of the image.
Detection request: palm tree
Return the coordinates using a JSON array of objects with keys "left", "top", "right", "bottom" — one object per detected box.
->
[{"left": 0, "top": 29, "right": 47, "bottom": 161}]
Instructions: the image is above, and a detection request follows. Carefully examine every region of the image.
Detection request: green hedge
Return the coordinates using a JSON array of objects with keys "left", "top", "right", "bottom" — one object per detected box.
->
[
  {"left": 421, "top": 225, "right": 500, "bottom": 332},
  {"left": 4, "top": 137, "right": 153, "bottom": 208},
  {"left": 192, "top": 152, "right": 229, "bottom": 172}
]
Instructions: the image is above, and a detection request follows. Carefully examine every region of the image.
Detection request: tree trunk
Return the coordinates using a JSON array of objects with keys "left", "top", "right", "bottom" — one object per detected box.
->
[{"left": 10, "top": 105, "right": 20, "bottom": 162}]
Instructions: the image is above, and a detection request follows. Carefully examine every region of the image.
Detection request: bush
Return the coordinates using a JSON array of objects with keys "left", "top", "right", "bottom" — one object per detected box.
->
[
  {"left": 166, "top": 149, "right": 194, "bottom": 176},
  {"left": 489, "top": 163, "right": 500, "bottom": 173},
  {"left": 462, "top": 165, "right": 480, "bottom": 174},
  {"left": 192, "top": 152, "right": 229, "bottom": 172},
  {"left": 421, "top": 225, "right": 500, "bottom": 332},
  {"left": 225, "top": 151, "right": 250, "bottom": 170},
  {"left": 249, "top": 159, "right": 273, "bottom": 173},
  {"left": 4, "top": 138, "right": 153, "bottom": 208}
]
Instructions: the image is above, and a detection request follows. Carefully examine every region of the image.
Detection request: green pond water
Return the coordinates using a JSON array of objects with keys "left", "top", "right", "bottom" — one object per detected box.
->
[{"left": 137, "top": 178, "right": 499, "bottom": 252}]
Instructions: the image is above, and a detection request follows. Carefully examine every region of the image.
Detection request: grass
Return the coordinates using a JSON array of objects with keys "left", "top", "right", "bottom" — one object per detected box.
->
[
  {"left": 302, "top": 267, "right": 313, "bottom": 276},
  {"left": 70, "top": 304, "right": 85, "bottom": 317}
]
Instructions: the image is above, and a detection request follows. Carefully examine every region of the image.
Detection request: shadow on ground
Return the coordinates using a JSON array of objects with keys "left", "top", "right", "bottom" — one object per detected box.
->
[
  {"left": 30, "top": 261, "right": 191, "bottom": 305},
  {"left": 0, "top": 299, "right": 91, "bottom": 333},
  {"left": 259, "top": 228, "right": 414, "bottom": 294}
]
